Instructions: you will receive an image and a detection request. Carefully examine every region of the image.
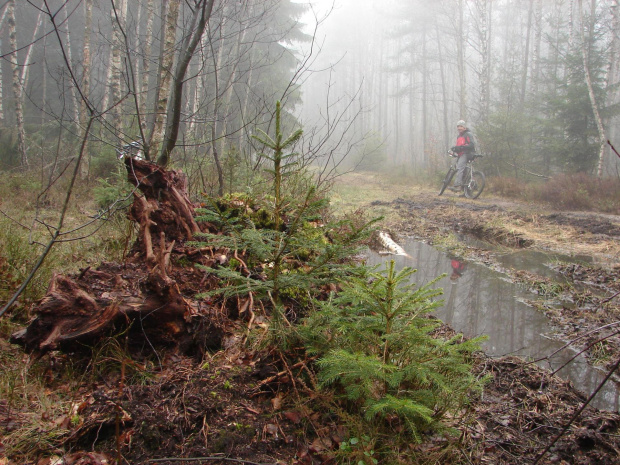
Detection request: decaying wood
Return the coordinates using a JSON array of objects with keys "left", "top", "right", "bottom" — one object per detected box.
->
[
  {"left": 10, "top": 263, "right": 195, "bottom": 352},
  {"left": 11, "top": 158, "right": 222, "bottom": 354},
  {"left": 125, "top": 156, "right": 199, "bottom": 244}
]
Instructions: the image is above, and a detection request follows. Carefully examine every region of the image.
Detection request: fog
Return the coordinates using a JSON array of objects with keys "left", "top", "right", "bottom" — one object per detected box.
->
[
  {"left": 0, "top": 0, "right": 617, "bottom": 182},
  {"left": 295, "top": 0, "right": 620, "bottom": 178}
]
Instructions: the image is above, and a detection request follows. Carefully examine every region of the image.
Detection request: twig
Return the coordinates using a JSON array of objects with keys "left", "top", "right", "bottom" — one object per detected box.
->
[
  {"left": 254, "top": 356, "right": 318, "bottom": 389},
  {"left": 602, "top": 290, "right": 620, "bottom": 304},
  {"left": 528, "top": 320, "right": 620, "bottom": 366},
  {"left": 145, "top": 457, "right": 276, "bottom": 465},
  {"left": 533, "top": 355, "right": 620, "bottom": 465},
  {"left": 608, "top": 140, "right": 620, "bottom": 160},
  {"left": 549, "top": 329, "right": 619, "bottom": 377},
  {"left": 502, "top": 160, "right": 550, "bottom": 179}
]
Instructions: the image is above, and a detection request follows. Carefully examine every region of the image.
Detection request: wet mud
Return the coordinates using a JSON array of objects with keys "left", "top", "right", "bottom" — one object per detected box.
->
[{"left": 368, "top": 189, "right": 620, "bottom": 461}]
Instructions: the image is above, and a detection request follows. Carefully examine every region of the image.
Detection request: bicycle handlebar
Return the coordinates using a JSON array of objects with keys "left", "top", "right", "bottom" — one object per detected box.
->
[{"left": 447, "top": 150, "right": 484, "bottom": 160}]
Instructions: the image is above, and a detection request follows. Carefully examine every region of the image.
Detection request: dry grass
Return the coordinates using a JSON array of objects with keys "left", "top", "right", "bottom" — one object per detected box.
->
[
  {"left": 0, "top": 170, "right": 135, "bottom": 461},
  {"left": 489, "top": 173, "right": 620, "bottom": 214},
  {"left": 0, "top": 341, "right": 73, "bottom": 461}
]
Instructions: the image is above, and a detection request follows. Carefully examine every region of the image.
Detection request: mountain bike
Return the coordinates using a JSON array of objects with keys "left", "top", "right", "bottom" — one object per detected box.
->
[{"left": 438, "top": 150, "right": 485, "bottom": 199}]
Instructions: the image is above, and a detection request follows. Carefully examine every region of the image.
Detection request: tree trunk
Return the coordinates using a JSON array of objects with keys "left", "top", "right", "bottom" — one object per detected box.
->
[
  {"left": 208, "top": 7, "right": 228, "bottom": 194},
  {"left": 219, "top": 19, "right": 250, "bottom": 163},
  {"left": 0, "top": 6, "right": 10, "bottom": 124},
  {"left": 476, "top": 0, "right": 491, "bottom": 120},
  {"left": 63, "top": 6, "right": 80, "bottom": 126},
  {"left": 8, "top": 0, "right": 27, "bottom": 167},
  {"left": 604, "top": 0, "right": 620, "bottom": 174},
  {"left": 567, "top": 0, "right": 576, "bottom": 84},
  {"left": 578, "top": 0, "right": 606, "bottom": 177},
  {"left": 79, "top": 0, "right": 93, "bottom": 179},
  {"left": 149, "top": 0, "right": 181, "bottom": 160},
  {"left": 158, "top": 0, "right": 215, "bottom": 167},
  {"left": 140, "top": 0, "right": 155, "bottom": 154},
  {"left": 436, "top": 23, "right": 449, "bottom": 151},
  {"left": 421, "top": 29, "right": 427, "bottom": 163},
  {"left": 456, "top": 0, "right": 467, "bottom": 119},
  {"left": 521, "top": 0, "right": 534, "bottom": 103},
  {"left": 109, "top": 0, "right": 127, "bottom": 135},
  {"left": 531, "top": 0, "right": 543, "bottom": 95}
]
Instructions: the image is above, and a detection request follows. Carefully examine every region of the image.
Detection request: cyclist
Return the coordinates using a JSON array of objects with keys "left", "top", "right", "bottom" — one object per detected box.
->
[
  {"left": 450, "top": 258, "right": 466, "bottom": 282},
  {"left": 449, "top": 120, "right": 476, "bottom": 192}
]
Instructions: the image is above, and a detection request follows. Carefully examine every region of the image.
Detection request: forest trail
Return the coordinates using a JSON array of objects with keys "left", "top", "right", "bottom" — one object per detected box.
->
[{"left": 332, "top": 171, "right": 620, "bottom": 265}]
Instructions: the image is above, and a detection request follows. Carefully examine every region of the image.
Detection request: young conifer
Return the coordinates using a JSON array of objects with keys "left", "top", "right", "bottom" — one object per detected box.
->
[
  {"left": 189, "top": 102, "right": 377, "bottom": 342},
  {"left": 302, "top": 260, "right": 486, "bottom": 441}
]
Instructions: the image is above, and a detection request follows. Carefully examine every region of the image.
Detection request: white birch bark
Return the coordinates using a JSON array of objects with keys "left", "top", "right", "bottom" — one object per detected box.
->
[
  {"left": 63, "top": 6, "right": 80, "bottom": 125},
  {"left": 578, "top": 0, "right": 606, "bottom": 177},
  {"left": 149, "top": 0, "right": 181, "bottom": 158},
  {"left": 79, "top": 0, "right": 93, "bottom": 179},
  {"left": 109, "top": 0, "right": 127, "bottom": 133},
  {"left": 8, "top": 0, "right": 27, "bottom": 166},
  {"left": 140, "top": 0, "right": 155, "bottom": 136},
  {"left": 0, "top": 5, "right": 10, "bottom": 123}
]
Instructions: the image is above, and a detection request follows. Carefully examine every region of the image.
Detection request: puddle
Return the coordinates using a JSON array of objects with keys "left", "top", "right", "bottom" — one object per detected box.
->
[
  {"left": 459, "top": 234, "right": 592, "bottom": 280},
  {"left": 497, "top": 250, "right": 589, "bottom": 279},
  {"left": 365, "top": 237, "right": 620, "bottom": 412}
]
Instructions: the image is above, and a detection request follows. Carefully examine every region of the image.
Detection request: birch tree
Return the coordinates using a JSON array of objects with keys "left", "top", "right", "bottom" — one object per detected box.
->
[
  {"left": 157, "top": 0, "right": 216, "bottom": 167},
  {"left": 146, "top": 0, "right": 181, "bottom": 160},
  {"left": 7, "top": 1, "right": 43, "bottom": 168},
  {"left": 79, "top": 0, "right": 93, "bottom": 179},
  {"left": 139, "top": 0, "right": 155, "bottom": 137},
  {"left": 7, "top": 0, "right": 26, "bottom": 166},
  {"left": 0, "top": 5, "right": 10, "bottom": 124},
  {"left": 107, "top": 0, "right": 128, "bottom": 136},
  {"left": 578, "top": 0, "right": 606, "bottom": 177}
]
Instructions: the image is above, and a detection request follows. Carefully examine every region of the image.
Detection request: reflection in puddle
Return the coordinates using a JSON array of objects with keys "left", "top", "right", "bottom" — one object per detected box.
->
[{"left": 365, "top": 238, "right": 619, "bottom": 412}]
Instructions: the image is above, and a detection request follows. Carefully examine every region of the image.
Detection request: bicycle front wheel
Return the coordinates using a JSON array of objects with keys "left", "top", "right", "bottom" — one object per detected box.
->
[
  {"left": 438, "top": 169, "right": 456, "bottom": 196},
  {"left": 464, "top": 171, "right": 485, "bottom": 199}
]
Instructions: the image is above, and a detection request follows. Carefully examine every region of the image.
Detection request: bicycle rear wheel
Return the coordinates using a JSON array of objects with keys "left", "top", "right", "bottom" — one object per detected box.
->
[
  {"left": 438, "top": 169, "right": 456, "bottom": 196},
  {"left": 464, "top": 170, "right": 485, "bottom": 199}
]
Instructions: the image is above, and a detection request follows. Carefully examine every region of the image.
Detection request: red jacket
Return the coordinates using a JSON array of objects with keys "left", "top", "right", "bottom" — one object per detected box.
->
[{"left": 455, "top": 129, "right": 475, "bottom": 155}]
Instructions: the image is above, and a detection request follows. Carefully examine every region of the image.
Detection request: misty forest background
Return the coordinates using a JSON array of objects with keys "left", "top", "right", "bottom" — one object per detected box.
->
[{"left": 0, "top": 0, "right": 619, "bottom": 202}]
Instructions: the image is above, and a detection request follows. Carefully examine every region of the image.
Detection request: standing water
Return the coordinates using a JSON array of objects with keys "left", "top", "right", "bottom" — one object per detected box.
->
[{"left": 365, "top": 238, "right": 620, "bottom": 412}]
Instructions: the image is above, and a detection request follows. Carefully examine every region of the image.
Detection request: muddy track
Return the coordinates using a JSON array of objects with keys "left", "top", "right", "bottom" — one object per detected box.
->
[
  {"left": 346, "top": 180, "right": 620, "bottom": 462},
  {"left": 362, "top": 184, "right": 620, "bottom": 374}
]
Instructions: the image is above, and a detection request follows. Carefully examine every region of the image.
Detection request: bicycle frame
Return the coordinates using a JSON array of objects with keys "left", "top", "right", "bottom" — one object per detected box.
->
[{"left": 438, "top": 151, "right": 485, "bottom": 199}]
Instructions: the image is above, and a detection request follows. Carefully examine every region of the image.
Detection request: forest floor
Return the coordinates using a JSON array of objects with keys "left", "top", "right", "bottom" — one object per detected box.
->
[
  {"left": 330, "top": 171, "right": 620, "bottom": 463},
  {"left": 2, "top": 170, "right": 620, "bottom": 465}
]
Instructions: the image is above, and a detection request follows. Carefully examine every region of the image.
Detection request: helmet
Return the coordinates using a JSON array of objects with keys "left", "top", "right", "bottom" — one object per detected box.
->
[{"left": 456, "top": 120, "right": 467, "bottom": 128}]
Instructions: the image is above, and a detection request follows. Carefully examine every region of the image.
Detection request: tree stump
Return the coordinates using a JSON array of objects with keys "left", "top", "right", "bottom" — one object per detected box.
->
[{"left": 11, "top": 158, "right": 223, "bottom": 354}]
